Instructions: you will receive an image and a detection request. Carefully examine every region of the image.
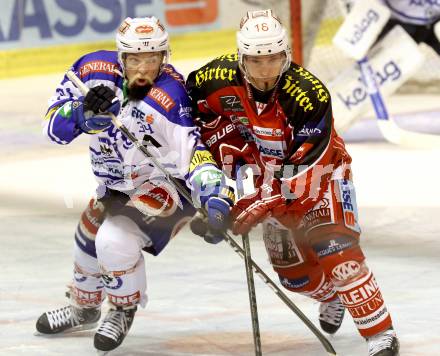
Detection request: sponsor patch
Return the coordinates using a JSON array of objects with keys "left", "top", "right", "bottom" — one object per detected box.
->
[
  {"left": 189, "top": 149, "right": 217, "bottom": 173},
  {"left": 219, "top": 95, "right": 245, "bottom": 112},
  {"left": 148, "top": 87, "right": 175, "bottom": 112},
  {"left": 79, "top": 60, "right": 117, "bottom": 78},
  {"left": 337, "top": 271, "right": 389, "bottom": 333},
  {"left": 263, "top": 222, "right": 304, "bottom": 268},
  {"left": 280, "top": 275, "right": 310, "bottom": 290},
  {"left": 135, "top": 25, "right": 154, "bottom": 33},
  {"left": 332, "top": 260, "right": 361, "bottom": 281},
  {"left": 72, "top": 287, "right": 103, "bottom": 305},
  {"left": 338, "top": 179, "right": 361, "bottom": 233},
  {"left": 178, "top": 104, "right": 192, "bottom": 119},
  {"left": 313, "top": 236, "right": 354, "bottom": 258},
  {"left": 302, "top": 196, "right": 334, "bottom": 231},
  {"left": 59, "top": 101, "right": 73, "bottom": 118},
  {"left": 253, "top": 125, "right": 283, "bottom": 137},
  {"left": 297, "top": 125, "right": 322, "bottom": 137},
  {"left": 194, "top": 65, "right": 237, "bottom": 87},
  {"left": 108, "top": 291, "right": 141, "bottom": 306}
]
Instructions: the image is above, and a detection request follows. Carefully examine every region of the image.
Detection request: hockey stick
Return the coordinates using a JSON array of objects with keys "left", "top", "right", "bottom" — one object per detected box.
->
[
  {"left": 236, "top": 167, "right": 262, "bottom": 356},
  {"left": 358, "top": 57, "right": 440, "bottom": 148},
  {"left": 66, "top": 70, "right": 337, "bottom": 355}
]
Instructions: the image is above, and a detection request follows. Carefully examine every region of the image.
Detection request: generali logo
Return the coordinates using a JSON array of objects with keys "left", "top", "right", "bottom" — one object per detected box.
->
[{"left": 135, "top": 25, "right": 154, "bottom": 34}]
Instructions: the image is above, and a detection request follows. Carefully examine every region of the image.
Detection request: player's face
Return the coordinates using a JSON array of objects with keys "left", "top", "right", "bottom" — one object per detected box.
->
[
  {"left": 243, "top": 52, "right": 287, "bottom": 91},
  {"left": 124, "top": 52, "right": 164, "bottom": 86}
]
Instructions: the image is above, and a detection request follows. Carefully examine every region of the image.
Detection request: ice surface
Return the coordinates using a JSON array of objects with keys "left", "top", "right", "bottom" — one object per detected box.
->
[{"left": 0, "top": 69, "right": 439, "bottom": 355}]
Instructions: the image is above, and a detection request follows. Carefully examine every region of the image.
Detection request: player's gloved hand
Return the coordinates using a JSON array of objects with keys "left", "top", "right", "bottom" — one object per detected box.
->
[
  {"left": 231, "top": 178, "right": 287, "bottom": 236},
  {"left": 189, "top": 211, "right": 225, "bottom": 244},
  {"left": 198, "top": 116, "right": 257, "bottom": 179},
  {"left": 84, "top": 84, "right": 120, "bottom": 115},
  {"left": 72, "top": 85, "right": 120, "bottom": 134},
  {"left": 192, "top": 172, "right": 235, "bottom": 242}
]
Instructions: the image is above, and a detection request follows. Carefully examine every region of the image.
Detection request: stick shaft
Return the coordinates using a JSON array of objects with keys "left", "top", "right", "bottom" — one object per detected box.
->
[{"left": 65, "top": 69, "right": 337, "bottom": 355}]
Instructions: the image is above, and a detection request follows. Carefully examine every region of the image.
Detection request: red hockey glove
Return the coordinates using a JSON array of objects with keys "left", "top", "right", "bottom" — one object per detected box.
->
[
  {"left": 231, "top": 179, "right": 287, "bottom": 236},
  {"left": 199, "top": 116, "right": 256, "bottom": 179}
]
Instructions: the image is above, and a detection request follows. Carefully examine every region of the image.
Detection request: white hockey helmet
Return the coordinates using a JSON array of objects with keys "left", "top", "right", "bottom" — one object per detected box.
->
[
  {"left": 116, "top": 16, "right": 170, "bottom": 71},
  {"left": 237, "top": 9, "right": 291, "bottom": 76}
]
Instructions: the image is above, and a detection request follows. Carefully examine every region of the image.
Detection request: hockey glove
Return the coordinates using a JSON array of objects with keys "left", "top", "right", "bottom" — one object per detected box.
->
[
  {"left": 189, "top": 211, "right": 225, "bottom": 244},
  {"left": 199, "top": 116, "right": 257, "bottom": 179},
  {"left": 231, "top": 178, "right": 287, "bottom": 236},
  {"left": 72, "top": 85, "right": 120, "bottom": 134},
  {"left": 192, "top": 170, "right": 235, "bottom": 242},
  {"left": 84, "top": 84, "right": 120, "bottom": 115}
]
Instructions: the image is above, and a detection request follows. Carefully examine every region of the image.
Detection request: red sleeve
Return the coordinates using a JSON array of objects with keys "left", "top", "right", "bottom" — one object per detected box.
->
[{"left": 281, "top": 109, "right": 352, "bottom": 214}]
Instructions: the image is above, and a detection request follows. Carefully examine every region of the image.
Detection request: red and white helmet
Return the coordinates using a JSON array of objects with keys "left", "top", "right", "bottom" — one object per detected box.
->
[
  {"left": 237, "top": 9, "right": 291, "bottom": 73},
  {"left": 116, "top": 16, "right": 170, "bottom": 70}
]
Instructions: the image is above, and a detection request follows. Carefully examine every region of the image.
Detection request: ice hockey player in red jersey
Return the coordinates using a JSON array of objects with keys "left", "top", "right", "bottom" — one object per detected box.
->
[
  {"left": 186, "top": 9, "right": 399, "bottom": 356},
  {"left": 35, "top": 16, "right": 232, "bottom": 354}
]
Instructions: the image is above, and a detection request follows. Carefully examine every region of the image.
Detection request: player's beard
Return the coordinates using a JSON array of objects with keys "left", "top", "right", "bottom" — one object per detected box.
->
[{"left": 127, "top": 73, "right": 154, "bottom": 100}]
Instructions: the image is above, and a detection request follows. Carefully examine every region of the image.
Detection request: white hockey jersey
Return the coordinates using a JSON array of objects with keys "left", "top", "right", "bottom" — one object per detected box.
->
[{"left": 43, "top": 50, "right": 219, "bottom": 193}]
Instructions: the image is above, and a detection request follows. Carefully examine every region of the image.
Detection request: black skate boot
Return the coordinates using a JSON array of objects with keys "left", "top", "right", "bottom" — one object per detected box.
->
[
  {"left": 36, "top": 305, "right": 101, "bottom": 334},
  {"left": 367, "top": 327, "right": 400, "bottom": 356},
  {"left": 94, "top": 306, "right": 137, "bottom": 353},
  {"left": 319, "top": 297, "right": 345, "bottom": 334}
]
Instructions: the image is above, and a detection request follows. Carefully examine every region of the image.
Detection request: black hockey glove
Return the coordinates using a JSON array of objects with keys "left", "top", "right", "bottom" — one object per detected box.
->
[
  {"left": 84, "top": 84, "right": 119, "bottom": 114},
  {"left": 189, "top": 211, "right": 226, "bottom": 244}
]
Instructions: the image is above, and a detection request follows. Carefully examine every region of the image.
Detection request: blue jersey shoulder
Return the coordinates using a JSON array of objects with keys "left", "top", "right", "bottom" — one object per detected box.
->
[
  {"left": 70, "top": 50, "right": 122, "bottom": 86},
  {"left": 144, "top": 64, "right": 193, "bottom": 127}
]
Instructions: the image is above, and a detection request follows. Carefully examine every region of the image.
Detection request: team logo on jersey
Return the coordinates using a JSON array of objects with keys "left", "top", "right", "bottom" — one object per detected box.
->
[
  {"left": 219, "top": 95, "right": 244, "bottom": 112},
  {"left": 100, "top": 143, "right": 113, "bottom": 156}
]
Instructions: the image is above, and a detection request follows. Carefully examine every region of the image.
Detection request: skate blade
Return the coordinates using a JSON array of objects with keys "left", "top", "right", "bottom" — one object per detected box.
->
[
  {"left": 96, "top": 350, "right": 110, "bottom": 355},
  {"left": 34, "top": 322, "right": 98, "bottom": 337}
]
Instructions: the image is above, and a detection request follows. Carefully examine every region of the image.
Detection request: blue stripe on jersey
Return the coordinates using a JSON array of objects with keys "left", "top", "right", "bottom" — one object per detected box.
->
[{"left": 47, "top": 108, "right": 80, "bottom": 144}]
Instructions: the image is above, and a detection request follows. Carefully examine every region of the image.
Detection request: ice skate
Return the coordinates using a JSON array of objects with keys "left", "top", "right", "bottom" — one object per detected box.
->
[
  {"left": 319, "top": 297, "right": 345, "bottom": 334},
  {"left": 36, "top": 305, "right": 101, "bottom": 335},
  {"left": 367, "top": 327, "right": 400, "bottom": 356},
  {"left": 94, "top": 306, "right": 137, "bottom": 353}
]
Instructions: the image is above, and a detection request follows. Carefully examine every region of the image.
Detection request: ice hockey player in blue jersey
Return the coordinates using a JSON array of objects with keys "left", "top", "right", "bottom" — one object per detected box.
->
[{"left": 35, "top": 16, "right": 233, "bottom": 354}]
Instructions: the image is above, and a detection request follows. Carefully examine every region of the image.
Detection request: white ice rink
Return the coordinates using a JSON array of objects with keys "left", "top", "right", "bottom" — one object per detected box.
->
[{"left": 1, "top": 68, "right": 440, "bottom": 355}]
